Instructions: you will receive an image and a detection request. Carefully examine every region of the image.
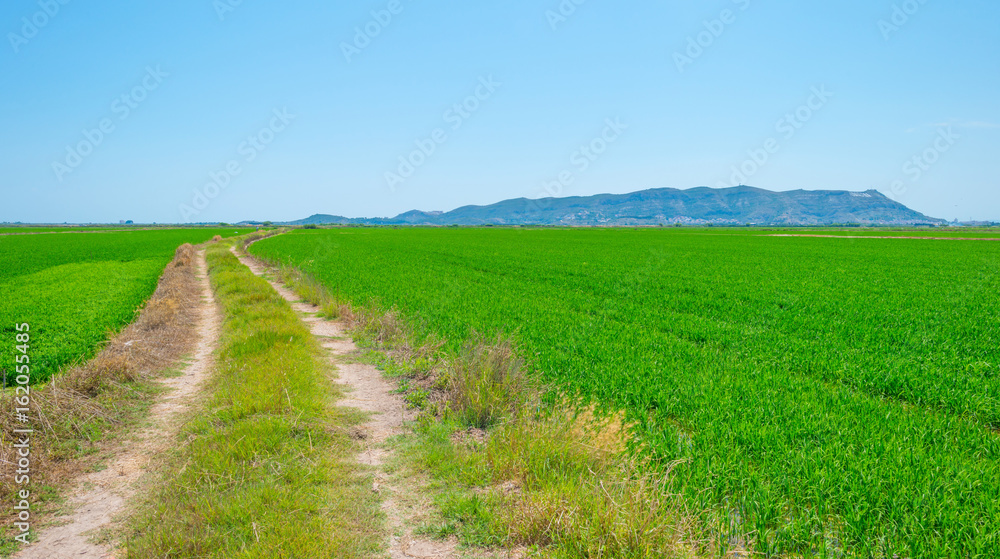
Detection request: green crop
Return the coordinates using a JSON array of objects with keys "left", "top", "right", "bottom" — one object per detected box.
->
[
  {"left": 252, "top": 228, "right": 1000, "bottom": 557},
  {"left": 0, "top": 227, "right": 121, "bottom": 234},
  {"left": 0, "top": 229, "right": 250, "bottom": 384}
]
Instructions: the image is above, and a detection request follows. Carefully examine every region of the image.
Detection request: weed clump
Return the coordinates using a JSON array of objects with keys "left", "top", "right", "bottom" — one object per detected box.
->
[{"left": 445, "top": 333, "right": 528, "bottom": 429}]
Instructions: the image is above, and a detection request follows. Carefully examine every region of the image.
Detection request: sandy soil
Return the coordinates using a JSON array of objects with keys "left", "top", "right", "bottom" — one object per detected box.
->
[
  {"left": 233, "top": 248, "right": 470, "bottom": 559},
  {"left": 14, "top": 248, "right": 220, "bottom": 559}
]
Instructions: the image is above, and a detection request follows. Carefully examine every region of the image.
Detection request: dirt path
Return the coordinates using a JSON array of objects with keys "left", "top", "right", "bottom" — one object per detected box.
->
[
  {"left": 15, "top": 249, "right": 220, "bottom": 559},
  {"left": 233, "top": 248, "right": 465, "bottom": 559}
]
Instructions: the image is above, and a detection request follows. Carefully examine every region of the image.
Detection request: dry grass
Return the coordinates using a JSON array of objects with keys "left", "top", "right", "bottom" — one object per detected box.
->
[
  {"left": 0, "top": 242, "right": 203, "bottom": 540},
  {"left": 404, "top": 399, "right": 704, "bottom": 558},
  {"left": 61, "top": 243, "right": 199, "bottom": 394},
  {"left": 483, "top": 408, "right": 694, "bottom": 555},
  {"left": 352, "top": 307, "right": 410, "bottom": 347},
  {"left": 444, "top": 333, "right": 530, "bottom": 429}
]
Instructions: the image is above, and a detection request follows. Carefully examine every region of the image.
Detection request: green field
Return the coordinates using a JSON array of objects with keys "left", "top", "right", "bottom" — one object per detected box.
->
[
  {"left": 0, "top": 229, "right": 251, "bottom": 384},
  {"left": 252, "top": 228, "right": 1000, "bottom": 557},
  {"left": 0, "top": 227, "right": 117, "bottom": 234},
  {"left": 0, "top": 226, "right": 154, "bottom": 234},
  {"left": 0, "top": 226, "right": 246, "bottom": 235},
  {"left": 756, "top": 229, "right": 1000, "bottom": 239},
  {"left": 661, "top": 227, "right": 1000, "bottom": 239}
]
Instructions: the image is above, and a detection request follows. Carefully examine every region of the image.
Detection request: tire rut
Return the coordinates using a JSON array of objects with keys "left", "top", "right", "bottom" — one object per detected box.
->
[{"left": 232, "top": 248, "right": 465, "bottom": 559}]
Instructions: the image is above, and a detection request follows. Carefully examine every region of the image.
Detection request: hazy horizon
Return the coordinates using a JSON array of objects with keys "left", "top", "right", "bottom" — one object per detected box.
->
[
  {"left": 1, "top": 184, "right": 970, "bottom": 226},
  {"left": 3, "top": 2, "right": 998, "bottom": 223}
]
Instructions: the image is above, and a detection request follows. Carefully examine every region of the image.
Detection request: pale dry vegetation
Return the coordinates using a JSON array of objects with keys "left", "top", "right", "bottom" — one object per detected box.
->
[{"left": 0, "top": 243, "right": 202, "bottom": 544}]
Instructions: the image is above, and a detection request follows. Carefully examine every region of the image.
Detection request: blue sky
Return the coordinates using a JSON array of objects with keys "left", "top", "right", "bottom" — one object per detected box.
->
[{"left": 2, "top": 0, "right": 998, "bottom": 223}]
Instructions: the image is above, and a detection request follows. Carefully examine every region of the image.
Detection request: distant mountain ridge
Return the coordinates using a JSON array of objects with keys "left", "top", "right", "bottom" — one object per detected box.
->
[{"left": 281, "top": 186, "right": 945, "bottom": 227}]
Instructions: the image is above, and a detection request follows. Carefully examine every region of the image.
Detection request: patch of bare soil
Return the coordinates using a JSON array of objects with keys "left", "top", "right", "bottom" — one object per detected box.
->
[
  {"left": 13, "top": 248, "right": 220, "bottom": 559},
  {"left": 234, "top": 248, "right": 512, "bottom": 559}
]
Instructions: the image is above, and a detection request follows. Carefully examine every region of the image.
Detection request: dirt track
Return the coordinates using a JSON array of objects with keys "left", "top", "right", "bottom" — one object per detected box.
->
[
  {"left": 233, "top": 248, "right": 467, "bottom": 559},
  {"left": 15, "top": 248, "right": 220, "bottom": 559}
]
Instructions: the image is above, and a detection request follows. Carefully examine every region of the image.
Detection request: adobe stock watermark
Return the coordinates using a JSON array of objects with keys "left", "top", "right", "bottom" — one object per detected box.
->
[
  {"left": 213, "top": 0, "right": 248, "bottom": 22},
  {"left": 878, "top": 0, "right": 931, "bottom": 41},
  {"left": 8, "top": 0, "right": 73, "bottom": 54},
  {"left": 384, "top": 75, "right": 501, "bottom": 192},
  {"left": 341, "top": 0, "right": 409, "bottom": 63},
  {"left": 179, "top": 108, "right": 295, "bottom": 221},
  {"left": 716, "top": 85, "right": 834, "bottom": 187},
  {"left": 673, "top": 0, "right": 750, "bottom": 73},
  {"left": 526, "top": 118, "right": 628, "bottom": 213},
  {"left": 10, "top": 323, "right": 33, "bottom": 546},
  {"left": 886, "top": 126, "right": 959, "bottom": 200},
  {"left": 546, "top": 0, "right": 589, "bottom": 31},
  {"left": 51, "top": 65, "right": 169, "bottom": 182}
]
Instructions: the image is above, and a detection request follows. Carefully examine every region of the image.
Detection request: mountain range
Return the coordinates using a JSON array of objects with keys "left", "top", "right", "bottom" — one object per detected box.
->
[{"left": 277, "top": 186, "right": 945, "bottom": 227}]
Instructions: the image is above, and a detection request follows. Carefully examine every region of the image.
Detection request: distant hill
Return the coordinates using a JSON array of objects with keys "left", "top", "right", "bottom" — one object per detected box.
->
[
  {"left": 283, "top": 186, "right": 945, "bottom": 227},
  {"left": 286, "top": 214, "right": 362, "bottom": 226}
]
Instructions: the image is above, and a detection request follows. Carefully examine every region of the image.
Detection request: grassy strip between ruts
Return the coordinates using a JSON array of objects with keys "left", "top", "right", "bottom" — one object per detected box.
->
[
  {"left": 124, "top": 241, "right": 381, "bottom": 558},
  {"left": 244, "top": 243, "right": 704, "bottom": 559}
]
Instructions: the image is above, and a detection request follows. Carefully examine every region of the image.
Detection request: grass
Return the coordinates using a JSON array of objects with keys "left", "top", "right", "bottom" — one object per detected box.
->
[
  {"left": 0, "top": 243, "right": 203, "bottom": 552},
  {"left": 443, "top": 333, "right": 530, "bottom": 429},
  {"left": 374, "top": 329, "right": 700, "bottom": 558},
  {"left": 251, "top": 227, "right": 1000, "bottom": 557},
  {"left": 0, "top": 227, "right": 122, "bottom": 234},
  {"left": 124, "top": 241, "right": 381, "bottom": 558},
  {"left": 0, "top": 228, "right": 252, "bottom": 384},
  {"left": 399, "top": 412, "right": 698, "bottom": 559},
  {"left": 243, "top": 240, "right": 701, "bottom": 558}
]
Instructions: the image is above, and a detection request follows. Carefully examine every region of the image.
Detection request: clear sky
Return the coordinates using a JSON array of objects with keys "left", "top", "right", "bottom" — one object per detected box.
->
[{"left": 2, "top": 0, "right": 998, "bottom": 223}]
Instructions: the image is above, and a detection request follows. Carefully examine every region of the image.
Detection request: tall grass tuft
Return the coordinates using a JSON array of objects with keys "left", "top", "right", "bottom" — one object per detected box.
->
[
  {"left": 445, "top": 333, "right": 528, "bottom": 429},
  {"left": 405, "top": 406, "right": 699, "bottom": 558}
]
